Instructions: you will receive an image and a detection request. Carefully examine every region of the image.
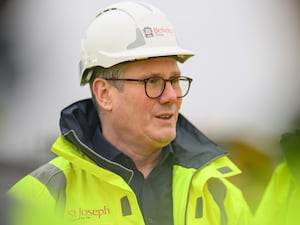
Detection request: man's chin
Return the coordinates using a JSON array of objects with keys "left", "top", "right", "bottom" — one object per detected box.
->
[{"left": 155, "top": 132, "right": 176, "bottom": 146}]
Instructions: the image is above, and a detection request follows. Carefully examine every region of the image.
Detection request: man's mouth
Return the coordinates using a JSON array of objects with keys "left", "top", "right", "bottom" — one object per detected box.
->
[{"left": 156, "top": 113, "right": 173, "bottom": 120}]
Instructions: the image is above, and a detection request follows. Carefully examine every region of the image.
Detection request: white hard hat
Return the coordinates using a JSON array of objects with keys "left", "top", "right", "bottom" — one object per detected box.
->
[{"left": 79, "top": 1, "right": 194, "bottom": 85}]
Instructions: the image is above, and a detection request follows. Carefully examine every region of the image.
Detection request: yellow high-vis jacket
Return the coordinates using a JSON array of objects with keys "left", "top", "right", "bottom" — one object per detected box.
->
[
  {"left": 255, "top": 161, "right": 300, "bottom": 225},
  {"left": 8, "top": 99, "right": 253, "bottom": 225}
]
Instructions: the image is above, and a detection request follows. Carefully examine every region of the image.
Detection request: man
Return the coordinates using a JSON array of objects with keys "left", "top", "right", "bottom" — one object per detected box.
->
[{"left": 8, "top": 2, "right": 252, "bottom": 225}]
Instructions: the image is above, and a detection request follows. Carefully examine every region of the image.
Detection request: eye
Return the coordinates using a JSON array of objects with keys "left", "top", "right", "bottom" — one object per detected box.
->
[
  {"left": 171, "top": 77, "right": 180, "bottom": 85},
  {"left": 147, "top": 77, "right": 163, "bottom": 85}
]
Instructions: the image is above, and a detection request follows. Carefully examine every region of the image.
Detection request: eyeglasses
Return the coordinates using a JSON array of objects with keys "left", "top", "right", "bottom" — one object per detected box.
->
[{"left": 105, "top": 76, "right": 192, "bottom": 99}]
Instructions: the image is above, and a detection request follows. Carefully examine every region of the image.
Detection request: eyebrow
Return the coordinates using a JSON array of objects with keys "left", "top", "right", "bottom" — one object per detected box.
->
[{"left": 144, "top": 71, "right": 181, "bottom": 78}]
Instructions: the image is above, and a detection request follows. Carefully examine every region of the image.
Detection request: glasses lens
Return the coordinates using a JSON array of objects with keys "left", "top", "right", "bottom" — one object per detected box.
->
[
  {"left": 145, "top": 77, "right": 165, "bottom": 98},
  {"left": 176, "top": 77, "right": 191, "bottom": 98},
  {"left": 145, "top": 77, "right": 192, "bottom": 98}
]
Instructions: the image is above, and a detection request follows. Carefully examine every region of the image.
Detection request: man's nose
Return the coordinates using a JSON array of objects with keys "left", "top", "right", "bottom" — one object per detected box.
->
[{"left": 159, "top": 81, "right": 178, "bottom": 103}]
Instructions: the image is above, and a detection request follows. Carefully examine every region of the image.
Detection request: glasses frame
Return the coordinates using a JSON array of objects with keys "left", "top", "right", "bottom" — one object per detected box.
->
[{"left": 104, "top": 76, "right": 193, "bottom": 99}]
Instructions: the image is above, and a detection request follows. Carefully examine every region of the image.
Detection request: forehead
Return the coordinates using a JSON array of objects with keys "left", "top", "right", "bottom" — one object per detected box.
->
[{"left": 123, "top": 57, "right": 180, "bottom": 76}]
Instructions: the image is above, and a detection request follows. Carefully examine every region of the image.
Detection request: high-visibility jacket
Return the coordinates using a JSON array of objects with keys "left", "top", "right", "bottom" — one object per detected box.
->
[
  {"left": 254, "top": 161, "right": 300, "bottom": 225},
  {"left": 8, "top": 99, "right": 252, "bottom": 225}
]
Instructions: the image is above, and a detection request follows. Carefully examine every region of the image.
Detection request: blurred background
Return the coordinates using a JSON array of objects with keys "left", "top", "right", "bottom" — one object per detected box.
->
[{"left": 0, "top": 0, "right": 299, "bottom": 211}]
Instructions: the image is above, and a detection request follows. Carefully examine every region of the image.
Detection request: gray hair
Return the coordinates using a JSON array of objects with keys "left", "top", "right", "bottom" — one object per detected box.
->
[{"left": 88, "top": 63, "right": 128, "bottom": 113}]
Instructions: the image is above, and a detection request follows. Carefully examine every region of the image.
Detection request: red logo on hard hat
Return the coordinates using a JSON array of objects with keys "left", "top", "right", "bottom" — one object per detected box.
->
[{"left": 153, "top": 27, "right": 173, "bottom": 36}]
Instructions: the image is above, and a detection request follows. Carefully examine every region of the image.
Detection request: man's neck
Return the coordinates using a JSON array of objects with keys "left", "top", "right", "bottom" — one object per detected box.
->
[{"left": 126, "top": 148, "right": 163, "bottom": 178}]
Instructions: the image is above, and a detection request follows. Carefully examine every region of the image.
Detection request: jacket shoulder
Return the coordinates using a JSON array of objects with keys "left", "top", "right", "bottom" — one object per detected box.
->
[{"left": 9, "top": 158, "right": 68, "bottom": 205}]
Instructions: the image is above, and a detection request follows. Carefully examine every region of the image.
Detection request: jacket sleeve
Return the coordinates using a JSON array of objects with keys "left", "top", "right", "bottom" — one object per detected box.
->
[
  {"left": 254, "top": 162, "right": 300, "bottom": 225},
  {"left": 8, "top": 172, "right": 67, "bottom": 225}
]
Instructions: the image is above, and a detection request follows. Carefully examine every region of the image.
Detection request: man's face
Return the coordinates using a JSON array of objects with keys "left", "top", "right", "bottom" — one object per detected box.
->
[{"left": 110, "top": 57, "right": 182, "bottom": 150}]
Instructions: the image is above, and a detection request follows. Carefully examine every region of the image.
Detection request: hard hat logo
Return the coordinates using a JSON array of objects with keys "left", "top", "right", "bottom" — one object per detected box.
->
[
  {"left": 143, "top": 26, "right": 173, "bottom": 38},
  {"left": 143, "top": 27, "right": 154, "bottom": 38},
  {"left": 153, "top": 27, "right": 173, "bottom": 36}
]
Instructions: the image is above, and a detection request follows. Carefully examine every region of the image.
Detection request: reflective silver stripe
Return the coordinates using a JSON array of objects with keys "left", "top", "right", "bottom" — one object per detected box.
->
[
  {"left": 120, "top": 196, "right": 132, "bottom": 216},
  {"left": 217, "top": 166, "right": 233, "bottom": 174},
  {"left": 195, "top": 197, "right": 203, "bottom": 218},
  {"left": 30, "top": 163, "right": 66, "bottom": 208},
  {"left": 207, "top": 178, "right": 227, "bottom": 225}
]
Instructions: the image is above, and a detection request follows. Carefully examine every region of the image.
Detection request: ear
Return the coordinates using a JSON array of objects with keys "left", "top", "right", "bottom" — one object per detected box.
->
[{"left": 92, "top": 78, "right": 113, "bottom": 112}]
